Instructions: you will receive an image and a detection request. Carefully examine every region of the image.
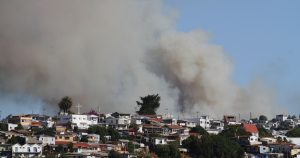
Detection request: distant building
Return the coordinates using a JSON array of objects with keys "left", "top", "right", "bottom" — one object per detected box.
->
[
  {"left": 105, "top": 112, "right": 131, "bottom": 130},
  {"left": 243, "top": 123, "right": 259, "bottom": 137},
  {"left": 224, "top": 115, "right": 237, "bottom": 125},
  {"left": 276, "top": 114, "right": 288, "bottom": 122},
  {"left": 38, "top": 135, "right": 55, "bottom": 145},
  {"left": 57, "top": 114, "right": 98, "bottom": 129},
  {"left": 12, "top": 143, "right": 43, "bottom": 157}
]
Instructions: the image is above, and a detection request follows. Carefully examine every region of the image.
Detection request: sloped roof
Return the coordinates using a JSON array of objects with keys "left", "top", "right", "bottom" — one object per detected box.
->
[{"left": 243, "top": 123, "right": 259, "bottom": 133}]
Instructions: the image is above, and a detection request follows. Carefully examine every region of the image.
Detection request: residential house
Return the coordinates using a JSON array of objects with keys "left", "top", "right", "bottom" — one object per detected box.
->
[
  {"left": 243, "top": 123, "right": 259, "bottom": 137},
  {"left": 143, "top": 124, "right": 163, "bottom": 135},
  {"left": 150, "top": 137, "right": 167, "bottom": 145},
  {"left": 105, "top": 112, "right": 131, "bottom": 130},
  {"left": 224, "top": 115, "right": 237, "bottom": 125},
  {"left": 276, "top": 114, "right": 288, "bottom": 122},
  {"left": 87, "top": 134, "right": 100, "bottom": 143},
  {"left": 58, "top": 114, "right": 99, "bottom": 129},
  {"left": 55, "top": 132, "right": 78, "bottom": 144},
  {"left": 38, "top": 135, "right": 55, "bottom": 145},
  {"left": 12, "top": 143, "right": 43, "bottom": 157}
]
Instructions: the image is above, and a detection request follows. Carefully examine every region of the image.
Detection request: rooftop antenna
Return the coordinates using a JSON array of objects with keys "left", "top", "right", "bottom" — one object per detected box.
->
[
  {"left": 75, "top": 103, "right": 82, "bottom": 114},
  {"left": 250, "top": 112, "right": 252, "bottom": 120},
  {"left": 98, "top": 105, "right": 101, "bottom": 114}
]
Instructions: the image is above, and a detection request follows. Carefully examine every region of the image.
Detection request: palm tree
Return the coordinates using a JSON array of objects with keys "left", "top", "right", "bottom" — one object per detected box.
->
[{"left": 58, "top": 96, "right": 73, "bottom": 113}]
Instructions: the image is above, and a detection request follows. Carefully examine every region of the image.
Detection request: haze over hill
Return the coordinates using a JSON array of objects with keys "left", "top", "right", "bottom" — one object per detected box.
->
[{"left": 0, "top": 0, "right": 280, "bottom": 117}]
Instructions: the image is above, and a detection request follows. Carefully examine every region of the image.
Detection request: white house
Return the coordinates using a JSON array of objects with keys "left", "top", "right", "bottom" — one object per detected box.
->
[
  {"left": 105, "top": 112, "right": 131, "bottom": 130},
  {"left": 38, "top": 135, "right": 55, "bottom": 145},
  {"left": 12, "top": 143, "right": 43, "bottom": 157},
  {"left": 8, "top": 123, "right": 18, "bottom": 131},
  {"left": 87, "top": 134, "right": 100, "bottom": 143},
  {"left": 150, "top": 137, "right": 167, "bottom": 145},
  {"left": 58, "top": 114, "right": 99, "bottom": 129}
]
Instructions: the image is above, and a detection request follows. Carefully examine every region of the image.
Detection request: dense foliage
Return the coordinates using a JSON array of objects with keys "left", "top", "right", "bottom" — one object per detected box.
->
[
  {"left": 259, "top": 115, "right": 268, "bottom": 121},
  {"left": 182, "top": 135, "right": 244, "bottom": 158},
  {"left": 88, "top": 125, "right": 120, "bottom": 142},
  {"left": 108, "top": 150, "right": 122, "bottom": 158},
  {"left": 58, "top": 96, "right": 73, "bottom": 113},
  {"left": 7, "top": 136, "right": 26, "bottom": 145},
  {"left": 258, "top": 127, "right": 272, "bottom": 137},
  {"left": 220, "top": 125, "right": 250, "bottom": 138},
  {"left": 136, "top": 94, "right": 160, "bottom": 115},
  {"left": 33, "top": 127, "right": 56, "bottom": 137},
  {"left": 190, "top": 125, "right": 209, "bottom": 135},
  {"left": 0, "top": 123, "right": 8, "bottom": 131},
  {"left": 286, "top": 127, "right": 300, "bottom": 137},
  {"left": 152, "top": 143, "right": 181, "bottom": 158}
]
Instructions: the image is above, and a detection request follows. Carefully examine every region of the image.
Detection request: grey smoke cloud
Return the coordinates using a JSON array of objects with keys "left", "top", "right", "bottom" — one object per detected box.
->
[{"left": 0, "top": 0, "right": 279, "bottom": 117}]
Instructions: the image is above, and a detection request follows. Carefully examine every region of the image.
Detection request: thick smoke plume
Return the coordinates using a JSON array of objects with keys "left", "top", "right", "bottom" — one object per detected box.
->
[{"left": 0, "top": 0, "right": 278, "bottom": 117}]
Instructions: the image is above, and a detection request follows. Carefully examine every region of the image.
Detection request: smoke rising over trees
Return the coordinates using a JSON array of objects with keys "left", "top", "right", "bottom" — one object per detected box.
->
[{"left": 0, "top": 0, "right": 279, "bottom": 117}]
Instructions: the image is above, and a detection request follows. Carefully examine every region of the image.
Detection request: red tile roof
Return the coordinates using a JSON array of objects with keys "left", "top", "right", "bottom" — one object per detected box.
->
[
  {"left": 243, "top": 123, "right": 259, "bottom": 133},
  {"left": 167, "top": 125, "right": 182, "bottom": 129}
]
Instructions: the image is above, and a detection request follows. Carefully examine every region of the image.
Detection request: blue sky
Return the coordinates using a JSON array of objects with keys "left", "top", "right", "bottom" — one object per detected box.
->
[{"left": 165, "top": 0, "right": 300, "bottom": 114}]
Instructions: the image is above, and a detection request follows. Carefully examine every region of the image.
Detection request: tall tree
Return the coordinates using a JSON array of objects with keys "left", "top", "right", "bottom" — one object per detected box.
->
[
  {"left": 136, "top": 94, "right": 160, "bottom": 115},
  {"left": 58, "top": 96, "right": 73, "bottom": 113},
  {"left": 259, "top": 115, "right": 268, "bottom": 121}
]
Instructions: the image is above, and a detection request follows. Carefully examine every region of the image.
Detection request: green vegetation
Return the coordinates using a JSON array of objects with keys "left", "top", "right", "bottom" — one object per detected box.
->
[
  {"left": 136, "top": 94, "right": 160, "bottom": 115},
  {"left": 33, "top": 127, "right": 56, "bottom": 137},
  {"left": 220, "top": 125, "right": 250, "bottom": 138},
  {"left": 190, "top": 125, "right": 209, "bottom": 135},
  {"left": 182, "top": 135, "right": 244, "bottom": 158},
  {"left": 152, "top": 143, "right": 181, "bottom": 158},
  {"left": 7, "top": 136, "right": 26, "bottom": 145},
  {"left": 286, "top": 127, "right": 300, "bottom": 137},
  {"left": 127, "top": 142, "right": 134, "bottom": 153},
  {"left": 258, "top": 127, "right": 272, "bottom": 137},
  {"left": 108, "top": 150, "right": 122, "bottom": 158},
  {"left": 0, "top": 123, "right": 8, "bottom": 131},
  {"left": 88, "top": 125, "right": 120, "bottom": 142},
  {"left": 259, "top": 115, "right": 268, "bottom": 121},
  {"left": 15, "top": 124, "right": 23, "bottom": 130},
  {"left": 58, "top": 96, "right": 73, "bottom": 113},
  {"left": 80, "top": 135, "right": 88, "bottom": 142}
]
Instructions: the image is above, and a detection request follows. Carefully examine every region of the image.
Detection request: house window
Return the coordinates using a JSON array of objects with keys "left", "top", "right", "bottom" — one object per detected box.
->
[
  {"left": 33, "top": 147, "right": 37, "bottom": 152},
  {"left": 27, "top": 147, "right": 30, "bottom": 152},
  {"left": 15, "top": 147, "right": 18, "bottom": 152}
]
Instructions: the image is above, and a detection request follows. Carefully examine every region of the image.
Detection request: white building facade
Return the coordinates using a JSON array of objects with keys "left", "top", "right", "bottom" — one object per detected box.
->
[{"left": 12, "top": 143, "right": 43, "bottom": 157}]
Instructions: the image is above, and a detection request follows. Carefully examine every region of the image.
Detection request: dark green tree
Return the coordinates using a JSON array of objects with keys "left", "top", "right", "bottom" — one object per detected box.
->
[
  {"left": 15, "top": 124, "right": 23, "bottom": 130},
  {"left": 190, "top": 125, "right": 209, "bottom": 135},
  {"left": 258, "top": 127, "right": 272, "bottom": 137},
  {"left": 259, "top": 115, "right": 268, "bottom": 121},
  {"left": 108, "top": 150, "right": 122, "bottom": 158},
  {"left": 286, "top": 127, "right": 300, "bottom": 137},
  {"left": 88, "top": 125, "right": 107, "bottom": 142},
  {"left": 67, "top": 143, "right": 74, "bottom": 152},
  {"left": 88, "top": 125, "right": 120, "bottom": 142},
  {"left": 0, "top": 123, "right": 8, "bottom": 131},
  {"left": 182, "top": 135, "right": 244, "bottom": 158},
  {"left": 136, "top": 94, "right": 160, "bottom": 115},
  {"left": 153, "top": 143, "right": 181, "bottom": 158},
  {"left": 58, "top": 96, "right": 73, "bottom": 113},
  {"left": 7, "top": 136, "right": 26, "bottom": 145},
  {"left": 107, "top": 127, "right": 120, "bottom": 141},
  {"left": 128, "top": 142, "right": 134, "bottom": 153},
  {"left": 33, "top": 127, "right": 56, "bottom": 137},
  {"left": 80, "top": 135, "right": 88, "bottom": 142},
  {"left": 220, "top": 125, "right": 250, "bottom": 138}
]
